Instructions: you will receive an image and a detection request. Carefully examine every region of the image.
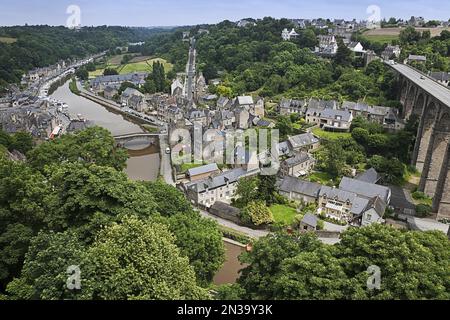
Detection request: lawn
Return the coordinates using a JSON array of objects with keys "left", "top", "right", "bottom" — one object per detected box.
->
[
  {"left": 308, "top": 171, "right": 335, "bottom": 185},
  {"left": 270, "top": 204, "right": 299, "bottom": 225},
  {"left": 363, "top": 34, "right": 399, "bottom": 44},
  {"left": 312, "top": 127, "right": 351, "bottom": 140},
  {"left": 0, "top": 37, "right": 17, "bottom": 44},
  {"left": 89, "top": 57, "right": 173, "bottom": 78}
]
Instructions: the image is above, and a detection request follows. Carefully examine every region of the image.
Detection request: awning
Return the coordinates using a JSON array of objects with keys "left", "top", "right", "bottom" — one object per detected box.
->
[{"left": 325, "top": 203, "right": 344, "bottom": 212}]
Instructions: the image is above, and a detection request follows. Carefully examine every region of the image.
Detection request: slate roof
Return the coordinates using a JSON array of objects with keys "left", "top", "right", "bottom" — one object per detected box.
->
[
  {"left": 301, "top": 213, "right": 318, "bottom": 228},
  {"left": 408, "top": 55, "right": 427, "bottom": 62},
  {"left": 187, "top": 163, "right": 219, "bottom": 177},
  {"left": 186, "top": 168, "right": 247, "bottom": 193},
  {"left": 277, "top": 141, "right": 291, "bottom": 156},
  {"left": 339, "top": 177, "right": 391, "bottom": 203},
  {"left": 278, "top": 176, "right": 322, "bottom": 198},
  {"left": 283, "top": 152, "right": 313, "bottom": 168},
  {"left": 210, "top": 201, "right": 241, "bottom": 217},
  {"left": 288, "top": 133, "right": 319, "bottom": 149},
  {"left": 237, "top": 96, "right": 254, "bottom": 105},
  {"left": 430, "top": 72, "right": 450, "bottom": 82},
  {"left": 355, "top": 168, "right": 381, "bottom": 184},
  {"left": 319, "top": 186, "right": 357, "bottom": 203},
  {"left": 91, "top": 72, "right": 148, "bottom": 85},
  {"left": 320, "top": 108, "right": 352, "bottom": 122}
]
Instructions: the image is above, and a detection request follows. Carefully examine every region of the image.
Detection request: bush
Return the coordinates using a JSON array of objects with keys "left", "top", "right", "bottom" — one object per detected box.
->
[
  {"left": 241, "top": 201, "right": 274, "bottom": 226},
  {"left": 416, "top": 204, "right": 432, "bottom": 217},
  {"left": 412, "top": 191, "right": 427, "bottom": 200}
]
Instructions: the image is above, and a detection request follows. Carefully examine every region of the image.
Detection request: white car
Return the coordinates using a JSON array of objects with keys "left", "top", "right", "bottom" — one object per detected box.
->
[{"left": 165, "top": 147, "right": 171, "bottom": 154}]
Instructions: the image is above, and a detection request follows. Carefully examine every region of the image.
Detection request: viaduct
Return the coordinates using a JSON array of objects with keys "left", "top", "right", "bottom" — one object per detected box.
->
[{"left": 388, "top": 62, "right": 450, "bottom": 219}]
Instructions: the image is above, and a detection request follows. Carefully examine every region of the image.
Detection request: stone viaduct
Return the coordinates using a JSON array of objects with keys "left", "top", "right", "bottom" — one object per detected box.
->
[{"left": 389, "top": 62, "right": 450, "bottom": 220}]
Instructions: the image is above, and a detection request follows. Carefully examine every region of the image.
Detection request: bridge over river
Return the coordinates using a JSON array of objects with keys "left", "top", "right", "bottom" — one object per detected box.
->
[{"left": 387, "top": 62, "right": 450, "bottom": 219}]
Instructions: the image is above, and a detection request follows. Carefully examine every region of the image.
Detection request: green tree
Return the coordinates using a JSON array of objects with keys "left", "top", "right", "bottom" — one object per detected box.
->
[
  {"left": 103, "top": 68, "right": 119, "bottom": 76},
  {"left": 27, "top": 126, "right": 128, "bottom": 172},
  {"left": 80, "top": 216, "right": 209, "bottom": 300},
  {"left": 10, "top": 132, "right": 33, "bottom": 154},
  {"left": 241, "top": 201, "right": 274, "bottom": 226},
  {"left": 234, "top": 176, "right": 259, "bottom": 208}
]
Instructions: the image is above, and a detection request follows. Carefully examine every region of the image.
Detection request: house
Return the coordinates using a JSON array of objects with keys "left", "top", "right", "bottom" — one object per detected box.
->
[
  {"left": 187, "top": 163, "right": 220, "bottom": 182},
  {"left": 288, "top": 133, "right": 320, "bottom": 152},
  {"left": 282, "top": 28, "right": 299, "bottom": 41},
  {"left": 316, "top": 35, "right": 338, "bottom": 55},
  {"left": 234, "top": 148, "right": 260, "bottom": 172},
  {"left": 234, "top": 96, "right": 254, "bottom": 109},
  {"left": 339, "top": 177, "right": 391, "bottom": 204},
  {"left": 234, "top": 107, "right": 250, "bottom": 129},
  {"left": 128, "top": 95, "right": 146, "bottom": 112},
  {"left": 409, "top": 16, "right": 425, "bottom": 27},
  {"left": 381, "top": 45, "right": 401, "bottom": 60},
  {"left": 429, "top": 72, "right": 450, "bottom": 86},
  {"left": 252, "top": 97, "right": 265, "bottom": 118},
  {"left": 280, "top": 152, "right": 315, "bottom": 177},
  {"left": 187, "top": 109, "right": 209, "bottom": 127},
  {"left": 347, "top": 42, "right": 365, "bottom": 55},
  {"left": 237, "top": 19, "right": 256, "bottom": 28},
  {"left": 121, "top": 88, "right": 144, "bottom": 106},
  {"left": 217, "top": 96, "right": 231, "bottom": 109},
  {"left": 279, "top": 98, "right": 307, "bottom": 116},
  {"left": 184, "top": 168, "right": 258, "bottom": 207},
  {"left": 355, "top": 168, "right": 381, "bottom": 184},
  {"left": 300, "top": 214, "right": 318, "bottom": 232},
  {"left": 306, "top": 108, "right": 353, "bottom": 131},
  {"left": 90, "top": 72, "right": 148, "bottom": 91},
  {"left": 278, "top": 176, "right": 322, "bottom": 204},
  {"left": 103, "top": 86, "right": 118, "bottom": 100},
  {"left": 360, "top": 197, "right": 386, "bottom": 226},
  {"left": 406, "top": 55, "right": 427, "bottom": 64}
]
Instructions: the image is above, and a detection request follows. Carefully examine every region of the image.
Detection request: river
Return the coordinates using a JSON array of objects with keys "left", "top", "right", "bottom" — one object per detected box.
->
[
  {"left": 50, "top": 81, "right": 160, "bottom": 181},
  {"left": 50, "top": 81, "right": 242, "bottom": 284}
]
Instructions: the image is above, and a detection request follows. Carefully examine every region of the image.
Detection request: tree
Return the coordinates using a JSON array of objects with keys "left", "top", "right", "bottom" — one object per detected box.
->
[
  {"left": 234, "top": 176, "right": 259, "bottom": 208},
  {"left": 239, "top": 232, "right": 322, "bottom": 299},
  {"left": 351, "top": 127, "right": 370, "bottom": 145},
  {"left": 6, "top": 231, "right": 85, "bottom": 300},
  {"left": 335, "top": 39, "right": 354, "bottom": 67},
  {"left": 258, "top": 175, "right": 277, "bottom": 205},
  {"left": 241, "top": 201, "right": 274, "bottom": 226},
  {"left": 80, "top": 216, "right": 209, "bottom": 300},
  {"left": 75, "top": 68, "right": 89, "bottom": 81},
  {"left": 27, "top": 126, "right": 128, "bottom": 172},
  {"left": 336, "top": 225, "right": 450, "bottom": 300},
  {"left": 144, "top": 180, "right": 193, "bottom": 217},
  {"left": 103, "top": 68, "right": 119, "bottom": 76},
  {"left": 400, "top": 26, "right": 421, "bottom": 44},
  {"left": 164, "top": 213, "right": 225, "bottom": 286},
  {"left": 10, "top": 132, "right": 33, "bottom": 154}
]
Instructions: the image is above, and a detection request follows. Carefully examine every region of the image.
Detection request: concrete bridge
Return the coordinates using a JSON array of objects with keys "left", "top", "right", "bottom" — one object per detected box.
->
[
  {"left": 113, "top": 132, "right": 163, "bottom": 144},
  {"left": 387, "top": 62, "right": 450, "bottom": 219}
]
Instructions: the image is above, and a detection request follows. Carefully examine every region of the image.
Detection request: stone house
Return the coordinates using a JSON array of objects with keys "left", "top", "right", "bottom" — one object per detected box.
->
[
  {"left": 278, "top": 176, "right": 322, "bottom": 204},
  {"left": 104, "top": 86, "right": 118, "bottom": 100},
  {"left": 300, "top": 214, "right": 318, "bottom": 232},
  {"left": 287, "top": 133, "right": 320, "bottom": 153},
  {"left": 187, "top": 163, "right": 220, "bottom": 182},
  {"left": 121, "top": 88, "right": 144, "bottom": 106},
  {"left": 280, "top": 152, "right": 316, "bottom": 177},
  {"left": 279, "top": 98, "right": 307, "bottom": 116},
  {"left": 306, "top": 108, "right": 353, "bottom": 131}
]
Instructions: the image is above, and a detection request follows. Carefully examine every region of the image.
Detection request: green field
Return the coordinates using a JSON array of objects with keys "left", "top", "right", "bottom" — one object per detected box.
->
[
  {"left": 308, "top": 171, "right": 335, "bottom": 185},
  {"left": 269, "top": 204, "right": 299, "bottom": 225},
  {"left": 363, "top": 34, "right": 399, "bottom": 44},
  {"left": 89, "top": 56, "right": 173, "bottom": 78},
  {"left": 312, "top": 127, "right": 352, "bottom": 140},
  {"left": 0, "top": 36, "right": 17, "bottom": 44}
]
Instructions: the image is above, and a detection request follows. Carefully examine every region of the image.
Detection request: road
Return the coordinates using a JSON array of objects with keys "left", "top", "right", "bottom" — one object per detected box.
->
[
  {"left": 159, "top": 131, "right": 175, "bottom": 186},
  {"left": 387, "top": 62, "right": 450, "bottom": 107},
  {"left": 185, "top": 38, "right": 196, "bottom": 102}
]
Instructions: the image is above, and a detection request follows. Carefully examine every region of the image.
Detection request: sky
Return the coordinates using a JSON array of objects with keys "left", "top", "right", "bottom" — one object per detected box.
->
[{"left": 0, "top": 0, "right": 448, "bottom": 27}]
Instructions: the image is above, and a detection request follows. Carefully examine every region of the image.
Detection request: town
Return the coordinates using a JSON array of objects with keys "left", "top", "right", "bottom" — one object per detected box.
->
[{"left": 0, "top": 2, "right": 449, "bottom": 303}]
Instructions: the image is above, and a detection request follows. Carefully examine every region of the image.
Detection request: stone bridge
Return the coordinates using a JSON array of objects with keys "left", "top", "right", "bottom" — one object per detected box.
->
[
  {"left": 388, "top": 62, "right": 450, "bottom": 219},
  {"left": 113, "top": 132, "right": 162, "bottom": 144}
]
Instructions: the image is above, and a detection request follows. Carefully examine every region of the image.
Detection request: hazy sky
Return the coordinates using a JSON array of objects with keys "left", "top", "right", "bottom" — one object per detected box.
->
[{"left": 0, "top": 0, "right": 448, "bottom": 27}]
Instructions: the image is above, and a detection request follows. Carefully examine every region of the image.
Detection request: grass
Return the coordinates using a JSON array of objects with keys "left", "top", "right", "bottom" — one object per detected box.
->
[
  {"left": 363, "top": 34, "right": 399, "bottom": 44},
  {"left": 312, "top": 127, "right": 351, "bottom": 140},
  {"left": 69, "top": 78, "right": 80, "bottom": 95},
  {"left": 269, "top": 204, "right": 299, "bottom": 225},
  {"left": 308, "top": 171, "right": 335, "bottom": 185},
  {"left": 89, "top": 56, "right": 173, "bottom": 78},
  {"left": 0, "top": 36, "right": 17, "bottom": 44},
  {"left": 180, "top": 162, "right": 204, "bottom": 173}
]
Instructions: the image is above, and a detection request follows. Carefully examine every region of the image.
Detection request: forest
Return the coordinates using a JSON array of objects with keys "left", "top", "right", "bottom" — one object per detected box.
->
[{"left": 0, "top": 25, "right": 170, "bottom": 93}]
